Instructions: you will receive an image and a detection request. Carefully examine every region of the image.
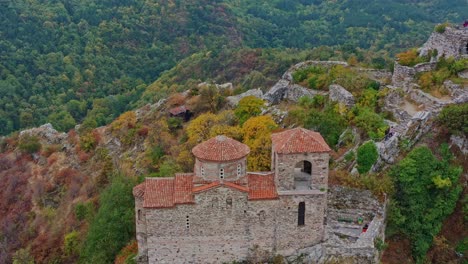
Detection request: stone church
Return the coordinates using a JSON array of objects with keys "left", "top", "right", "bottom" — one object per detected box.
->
[{"left": 133, "top": 127, "right": 331, "bottom": 263}]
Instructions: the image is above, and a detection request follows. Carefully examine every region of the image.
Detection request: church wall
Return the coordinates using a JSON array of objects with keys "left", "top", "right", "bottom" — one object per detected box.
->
[
  {"left": 275, "top": 152, "right": 329, "bottom": 191},
  {"left": 274, "top": 194, "right": 327, "bottom": 256},
  {"left": 134, "top": 196, "right": 148, "bottom": 258},
  {"left": 145, "top": 187, "right": 280, "bottom": 263}
]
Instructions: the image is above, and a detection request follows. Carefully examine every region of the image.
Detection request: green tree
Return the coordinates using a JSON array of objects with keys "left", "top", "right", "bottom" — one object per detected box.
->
[
  {"left": 48, "top": 110, "right": 76, "bottom": 132},
  {"left": 389, "top": 146, "right": 462, "bottom": 262},
  {"left": 80, "top": 174, "right": 136, "bottom": 264}
]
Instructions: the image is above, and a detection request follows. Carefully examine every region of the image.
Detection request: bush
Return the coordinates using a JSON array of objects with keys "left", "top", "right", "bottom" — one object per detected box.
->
[
  {"left": 64, "top": 231, "right": 81, "bottom": 256},
  {"left": 437, "top": 103, "right": 468, "bottom": 135},
  {"left": 356, "top": 141, "right": 378, "bottom": 174},
  {"left": 18, "top": 135, "right": 42, "bottom": 154},
  {"left": 434, "top": 23, "right": 449, "bottom": 33},
  {"left": 353, "top": 107, "right": 387, "bottom": 140}
]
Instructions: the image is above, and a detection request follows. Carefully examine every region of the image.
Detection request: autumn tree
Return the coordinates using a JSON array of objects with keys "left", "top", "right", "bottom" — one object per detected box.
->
[
  {"left": 186, "top": 113, "right": 220, "bottom": 145},
  {"left": 242, "top": 115, "right": 278, "bottom": 171},
  {"left": 234, "top": 96, "right": 265, "bottom": 125}
]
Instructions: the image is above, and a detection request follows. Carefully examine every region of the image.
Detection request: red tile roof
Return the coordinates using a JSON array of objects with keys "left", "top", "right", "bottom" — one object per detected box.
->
[
  {"left": 271, "top": 128, "right": 331, "bottom": 154},
  {"left": 141, "top": 175, "right": 194, "bottom": 208},
  {"left": 193, "top": 181, "right": 220, "bottom": 193},
  {"left": 133, "top": 183, "right": 145, "bottom": 198},
  {"left": 136, "top": 173, "right": 278, "bottom": 208},
  {"left": 248, "top": 173, "right": 278, "bottom": 200},
  {"left": 192, "top": 135, "right": 250, "bottom": 162},
  {"left": 143, "top": 178, "right": 175, "bottom": 208},
  {"left": 174, "top": 175, "right": 194, "bottom": 204}
]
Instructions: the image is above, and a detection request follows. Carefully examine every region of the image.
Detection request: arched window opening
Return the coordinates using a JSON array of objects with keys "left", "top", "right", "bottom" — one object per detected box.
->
[
  {"left": 237, "top": 164, "right": 242, "bottom": 177},
  {"left": 226, "top": 197, "right": 232, "bottom": 206},
  {"left": 201, "top": 166, "right": 205, "bottom": 177},
  {"left": 186, "top": 215, "right": 190, "bottom": 229},
  {"left": 298, "top": 202, "right": 305, "bottom": 226},
  {"left": 294, "top": 160, "right": 312, "bottom": 190},
  {"left": 137, "top": 209, "right": 142, "bottom": 221},
  {"left": 219, "top": 168, "right": 224, "bottom": 179}
]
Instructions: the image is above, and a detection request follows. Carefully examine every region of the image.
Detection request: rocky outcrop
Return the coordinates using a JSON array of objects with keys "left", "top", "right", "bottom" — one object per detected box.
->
[
  {"left": 264, "top": 60, "right": 345, "bottom": 104},
  {"left": 329, "top": 84, "right": 355, "bottom": 108},
  {"left": 262, "top": 79, "right": 289, "bottom": 104},
  {"left": 226, "top": 88, "right": 263, "bottom": 107},
  {"left": 450, "top": 134, "right": 468, "bottom": 155},
  {"left": 458, "top": 69, "right": 468, "bottom": 79},
  {"left": 19, "top": 123, "right": 69, "bottom": 146}
]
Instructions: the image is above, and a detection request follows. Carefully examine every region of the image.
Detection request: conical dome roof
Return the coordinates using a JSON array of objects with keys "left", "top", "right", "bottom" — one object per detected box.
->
[{"left": 192, "top": 135, "right": 250, "bottom": 162}]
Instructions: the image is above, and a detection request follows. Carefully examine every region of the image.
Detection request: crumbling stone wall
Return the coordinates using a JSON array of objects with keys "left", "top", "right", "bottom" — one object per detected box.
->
[
  {"left": 419, "top": 27, "right": 468, "bottom": 59},
  {"left": 392, "top": 62, "right": 436, "bottom": 88}
]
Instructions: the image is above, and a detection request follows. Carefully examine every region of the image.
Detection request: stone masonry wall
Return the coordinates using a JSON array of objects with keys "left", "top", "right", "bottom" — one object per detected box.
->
[
  {"left": 419, "top": 27, "right": 468, "bottom": 59},
  {"left": 274, "top": 152, "right": 329, "bottom": 191},
  {"left": 142, "top": 186, "right": 326, "bottom": 263}
]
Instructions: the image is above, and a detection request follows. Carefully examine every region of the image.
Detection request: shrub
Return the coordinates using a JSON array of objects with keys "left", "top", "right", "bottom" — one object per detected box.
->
[
  {"left": 18, "top": 135, "right": 42, "bottom": 154},
  {"left": 356, "top": 141, "right": 378, "bottom": 174},
  {"left": 12, "top": 248, "right": 34, "bottom": 264},
  {"left": 353, "top": 107, "right": 387, "bottom": 140},
  {"left": 437, "top": 103, "right": 468, "bottom": 135},
  {"left": 64, "top": 231, "right": 81, "bottom": 256},
  {"left": 434, "top": 23, "right": 449, "bottom": 33},
  {"left": 396, "top": 49, "right": 429, "bottom": 67},
  {"left": 74, "top": 201, "right": 95, "bottom": 221}
]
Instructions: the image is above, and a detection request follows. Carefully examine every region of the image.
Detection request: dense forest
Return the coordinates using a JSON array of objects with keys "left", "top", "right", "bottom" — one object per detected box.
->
[{"left": 1, "top": 0, "right": 468, "bottom": 135}]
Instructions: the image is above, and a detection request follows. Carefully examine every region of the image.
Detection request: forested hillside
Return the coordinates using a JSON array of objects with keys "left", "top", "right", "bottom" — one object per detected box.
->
[{"left": 1, "top": 0, "right": 467, "bottom": 135}]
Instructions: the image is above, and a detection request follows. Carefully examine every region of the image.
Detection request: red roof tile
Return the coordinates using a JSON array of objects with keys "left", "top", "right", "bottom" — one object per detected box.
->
[
  {"left": 193, "top": 181, "right": 221, "bottom": 193},
  {"left": 192, "top": 135, "right": 250, "bottom": 161},
  {"left": 174, "top": 175, "right": 194, "bottom": 204},
  {"left": 271, "top": 128, "right": 331, "bottom": 154},
  {"left": 143, "top": 178, "right": 174, "bottom": 208},
  {"left": 140, "top": 173, "right": 279, "bottom": 208},
  {"left": 248, "top": 173, "right": 278, "bottom": 200},
  {"left": 133, "top": 183, "right": 145, "bottom": 198}
]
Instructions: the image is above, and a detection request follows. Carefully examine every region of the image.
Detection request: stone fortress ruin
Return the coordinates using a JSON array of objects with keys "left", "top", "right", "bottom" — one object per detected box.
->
[{"left": 133, "top": 128, "right": 386, "bottom": 263}]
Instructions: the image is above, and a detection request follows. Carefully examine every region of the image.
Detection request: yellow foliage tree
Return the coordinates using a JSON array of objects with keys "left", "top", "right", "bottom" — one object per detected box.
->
[
  {"left": 186, "top": 113, "right": 220, "bottom": 145},
  {"left": 242, "top": 115, "right": 278, "bottom": 171}
]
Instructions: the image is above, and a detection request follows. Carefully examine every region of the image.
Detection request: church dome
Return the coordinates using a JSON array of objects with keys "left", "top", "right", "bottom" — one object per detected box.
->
[{"left": 192, "top": 135, "right": 250, "bottom": 162}]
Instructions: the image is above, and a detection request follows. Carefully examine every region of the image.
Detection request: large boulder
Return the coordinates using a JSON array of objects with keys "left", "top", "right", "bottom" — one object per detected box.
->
[
  {"left": 329, "top": 84, "right": 355, "bottom": 108},
  {"left": 226, "top": 88, "right": 263, "bottom": 107},
  {"left": 263, "top": 79, "right": 289, "bottom": 104}
]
